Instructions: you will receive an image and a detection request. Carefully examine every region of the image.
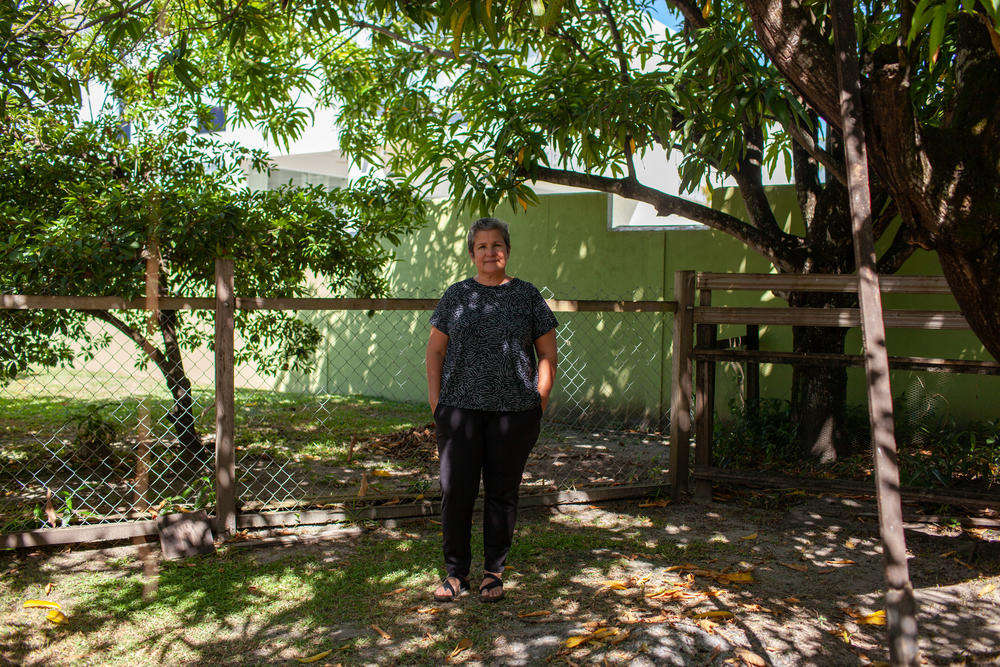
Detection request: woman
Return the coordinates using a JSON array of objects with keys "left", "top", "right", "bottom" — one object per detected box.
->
[{"left": 426, "top": 217, "right": 558, "bottom": 603}]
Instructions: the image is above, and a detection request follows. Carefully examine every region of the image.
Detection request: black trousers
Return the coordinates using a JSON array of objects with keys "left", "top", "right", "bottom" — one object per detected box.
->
[{"left": 434, "top": 404, "right": 542, "bottom": 579}]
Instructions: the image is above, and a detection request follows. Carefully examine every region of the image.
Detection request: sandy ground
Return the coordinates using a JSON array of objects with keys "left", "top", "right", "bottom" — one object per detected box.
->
[{"left": 3, "top": 488, "right": 998, "bottom": 666}]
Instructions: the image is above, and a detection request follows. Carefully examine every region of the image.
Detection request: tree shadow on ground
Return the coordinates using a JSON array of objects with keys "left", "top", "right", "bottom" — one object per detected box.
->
[{"left": 2, "top": 491, "right": 998, "bottom": 666}]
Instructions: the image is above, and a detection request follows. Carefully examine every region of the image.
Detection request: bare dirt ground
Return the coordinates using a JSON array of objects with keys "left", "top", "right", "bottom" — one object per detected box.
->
[{"left": 3, "top": 488, "right": 998, "bottom": 666}]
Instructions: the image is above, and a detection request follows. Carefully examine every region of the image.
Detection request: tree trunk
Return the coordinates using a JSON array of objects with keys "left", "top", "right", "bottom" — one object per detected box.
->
[
  {"left": 789, "top": 321, "right": 850, "bottom": 462},
  {"left": 157, "top": 309, "right": 207, "bottom": 460}
]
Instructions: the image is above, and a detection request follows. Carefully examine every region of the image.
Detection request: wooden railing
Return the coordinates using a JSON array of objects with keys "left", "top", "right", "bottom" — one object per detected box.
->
[{"left": 668, "top": 271, "right": 1000, "bottom": 499}]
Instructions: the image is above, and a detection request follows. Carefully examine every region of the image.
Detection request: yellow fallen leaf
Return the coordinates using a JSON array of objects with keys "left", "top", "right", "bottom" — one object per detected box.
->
[
  {"left": 978, "top": 583, "right": 997, "bottom": 597},
  {"left": 44, "top": 583, "right": 54, "bottom": 596},
  {"left": 591, "top": 627, "right": 618, "bottom": 640},
  {"left": 447, "top": 638, "right": 472, "bottom": 660},
  {"left": 638, "top": 499, "right": 669, "bottom": 508},
  {"left": 844, "top": 538, "right": 858, "bottom": 550},
  {"left": 598, "top": 580, "right": 629, "bottom": 592},
  {"left": 46, "top": 609, "right": 67, "bottom": 624},
  {"left": 517, "top": 610, "right": 551, "bottom": 618},
  {"left": 24, "top": 600, "right": 62, "bottom": 610},
  {"left": 825, "top": 559, "right": 856, "bottom": 566},
  {"left": 371, "top": 624, "right": 391, "bottom": 640},
  {"left": 690, "top": 610, "right": 734, "bottom": 620},
  {"left": 372, "top": 469, "right": 392, "bottom": 477},
  {"left": 564, "top": 634, "right": 591, "bottom": 649},
  {"left": 780, "top": 562, "right": 808, "bottom": 572},
  {"left": 858, "top": 610, "right": 886, "bottom": 626},
  {"left": 383, "top": 587, "right": 406, "bottom": 597},
  {"left": 740, "top": 532, "right": 758, "bottom": 540},
  {"left": 296, "top": 649, "right": 332, "bottom": 663},
  {"left": 717, "top": 572, "right": 755, "bottom": 584}
]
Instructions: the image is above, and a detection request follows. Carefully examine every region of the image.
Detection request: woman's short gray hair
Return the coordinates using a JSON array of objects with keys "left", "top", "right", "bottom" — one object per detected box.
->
[{"left": 467, "top": 217, "right": 511, "bottom": 253}]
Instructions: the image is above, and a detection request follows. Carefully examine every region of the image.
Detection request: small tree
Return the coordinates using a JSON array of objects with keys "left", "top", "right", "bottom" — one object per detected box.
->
[{"left": 1, "top": 106, "right": 425, "bottom": 458}]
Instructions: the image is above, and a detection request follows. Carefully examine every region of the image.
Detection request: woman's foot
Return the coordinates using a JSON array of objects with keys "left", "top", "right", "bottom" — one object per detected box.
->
[
  {"left": 433, "top": 576, "right": 469, "bottom": 602},
  {"left": 479, "top": 571, "right": 504, "bottom": 602}
]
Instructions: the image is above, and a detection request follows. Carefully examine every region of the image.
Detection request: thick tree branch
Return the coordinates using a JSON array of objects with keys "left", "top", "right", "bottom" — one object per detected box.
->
[
  {"left": 527, "top": 165, "right": 797, "bottom": 270},
  {"left": 667, "top": 0, "right": 709, "bottom": 29},
  {"left": 81, "top": 309, "right": 167, "bottom": 370},
  {"left": 744, "top": 0, "right": 842, "bottom": 129},
  {"left": 876, "top": 224, "right": 917, "bottom": 274},
  {"left": 782, "top": 117, "right": 847, "bottom": 185}
]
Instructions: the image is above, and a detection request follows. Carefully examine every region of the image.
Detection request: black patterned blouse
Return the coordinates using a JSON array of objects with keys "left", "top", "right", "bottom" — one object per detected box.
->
[{"left": 430, "top": 277, "right": 558, "bottom": 412}]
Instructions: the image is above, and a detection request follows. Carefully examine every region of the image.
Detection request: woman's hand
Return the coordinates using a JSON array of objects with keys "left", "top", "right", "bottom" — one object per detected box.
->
[{"left": 534, "top": 329, "right": 557, "bottom": 414}]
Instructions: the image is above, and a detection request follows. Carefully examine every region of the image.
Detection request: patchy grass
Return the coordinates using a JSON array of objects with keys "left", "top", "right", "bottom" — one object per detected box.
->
[{"left": 3, "top": 494, "right": 999, "bottom": 666}]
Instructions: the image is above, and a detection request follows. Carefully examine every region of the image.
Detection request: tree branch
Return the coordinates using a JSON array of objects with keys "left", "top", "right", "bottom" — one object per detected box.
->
[
  {"left": 81, "top": 309, "right": 167, "bottom": 371},
  {"left": 876, "top": 224, "right": 917, "bottom": 274},
  {"left": 667, "top": 0, "right": 709, "bottom": 29},
  {"left": 527, "top": 165, "right": 797, "bottom": 270},
  {"left": 78, "top": 0, "right": 156, "bottom": 31},
  {"left": 782, "top": 116, "right": 847, "bottom": 185}
]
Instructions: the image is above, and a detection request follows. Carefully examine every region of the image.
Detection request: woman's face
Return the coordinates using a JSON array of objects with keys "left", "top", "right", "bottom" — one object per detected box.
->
[{"left": 469, "top": 229, "right": 509, "bottom": 276}]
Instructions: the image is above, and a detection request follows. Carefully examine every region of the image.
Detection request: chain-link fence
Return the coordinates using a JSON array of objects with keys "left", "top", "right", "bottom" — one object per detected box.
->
[{"left": 1, "top": 292, "right": 675, "bottom": 537}]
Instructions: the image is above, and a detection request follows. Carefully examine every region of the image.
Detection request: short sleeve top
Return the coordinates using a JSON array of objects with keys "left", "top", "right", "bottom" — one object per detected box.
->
[{"left": 430, "top": 278, "right": 558, "bottom": 412}]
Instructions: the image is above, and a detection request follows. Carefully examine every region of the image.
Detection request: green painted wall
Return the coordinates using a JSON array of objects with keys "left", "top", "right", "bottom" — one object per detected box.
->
[{"left": 287, "top": 188, "right": 997, "bottom": 427}]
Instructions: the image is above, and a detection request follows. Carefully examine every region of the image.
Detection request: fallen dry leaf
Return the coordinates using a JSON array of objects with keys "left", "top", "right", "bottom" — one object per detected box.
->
[
  {"left": 782, "top": 596, "right": 800, "bottom": 604},
  {"left": 734, "top": 647, "right": 767, "bottom": 666},
  {"left": 858, "top": 610, "right": 886, "bottom": 626},
  {"left": 695, "top": 618, "right": 718, "bottom": 633},
  {"left": 940, "top": 550, "right": 957, "bottom": 558},
  {"left": 597, "top": 580, "right": 629, "bottom": 592},
  {"left": 417, "top": 606, "right": 441, "bottom": 615},
  {"left": 44, "top": 583, "right": 54, "bottom": 597},
  {"left": 358, "top": 473, "right": 369, "bottom": 497},
  {"left": 740, "top": 532, "right": 758, "bottom": 541},
  {"left": 717, "top": 572, "right": 755, "bottom": 584},
  {"left": 824, "top": 559, "right": 856, "bottom": 566},
  {"left": 372, "top": 469, "right": 392, "bottom": 478},
  {"left": 296, "top": 649, "right": 332, "bottom": 664},
  {"left": 845, "top": 538, "right": 858, "bottom": 550},
  {"left": 45, "top": 609, "right": 67, "bottom": 624},
  {"left": 447, "top": 638, "right": 472, "bottom": 660},
  {"left": 383, "top": 587, "right": 406, "bottom": 597},
  {"left": 954, "top": 557, "right": 975, "bottom": 570},
  {"left": 24, "top": 600, "right": 62, "bottom": 610},
  {"left": 517, "top": 610, "right": 551, "bottom": 618},
  {"left": 44, "top": 490, "right": 57, "bottom": 528},
  {"left": 690, "top": 610, "right": 734, "bottom": 620},
  {"left": 780, "top": 562, "right": 809, "bottom": 572},
  {"left": 638, "top": 499, "right": 669, "bottom": 508},
  {"left": 371, "top": 624, "right": 391, "bottom": 640},
  {"left": 978, "top": 583, "right": 997, "bottom": 597}
]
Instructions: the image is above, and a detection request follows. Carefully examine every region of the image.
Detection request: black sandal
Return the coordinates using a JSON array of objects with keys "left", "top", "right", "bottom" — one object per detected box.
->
[
  {"left": 479, "top": 572, "right": 504, "bottom": 603},
  {"left": 433, "top": 576, "right": 469, "bottom": 602}
]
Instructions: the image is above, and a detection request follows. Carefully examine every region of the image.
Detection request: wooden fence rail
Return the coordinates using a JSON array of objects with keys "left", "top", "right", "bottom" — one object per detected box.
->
[
  {"left": 1, "top": 278, "right": 676, "bottom": 547},
  {"left": 669, "top": 272, "right": 1000, "bottom": 502}
]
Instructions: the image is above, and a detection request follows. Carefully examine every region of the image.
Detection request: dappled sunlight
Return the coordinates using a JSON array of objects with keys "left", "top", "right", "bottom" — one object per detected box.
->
[{"left": 3, "top": 490, "right": 998, "bottom": 665}]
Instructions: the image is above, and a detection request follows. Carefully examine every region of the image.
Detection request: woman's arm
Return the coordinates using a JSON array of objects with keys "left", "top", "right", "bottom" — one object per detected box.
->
[
  {"left": 426, "top": 325, "right": 449, "bottom": 413},
  {"left": 534, "top": 329, "right": 558, "bottom": 412}
]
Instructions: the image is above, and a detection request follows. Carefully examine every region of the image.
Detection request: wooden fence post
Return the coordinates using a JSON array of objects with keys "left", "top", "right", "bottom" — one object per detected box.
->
[
  {"left": 215, "top": 258, "right": 237, "bottom": 537},
  {"left": 669, "top": 270, "right": 695, "bottom": 498},
  {"left": 745, "top": 325, "right": 759, "bottom": 418},
  {"left": 694, "top": 286, "right": 716, "bottom": 501},
  {"left": 832, "top": 1, "right": 919, "bottom": 663}
]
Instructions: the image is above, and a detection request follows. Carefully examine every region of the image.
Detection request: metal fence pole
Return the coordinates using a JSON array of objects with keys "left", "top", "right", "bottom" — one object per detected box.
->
[{"left": 214, "top": 258, "right": 236, "bottom": 536}]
